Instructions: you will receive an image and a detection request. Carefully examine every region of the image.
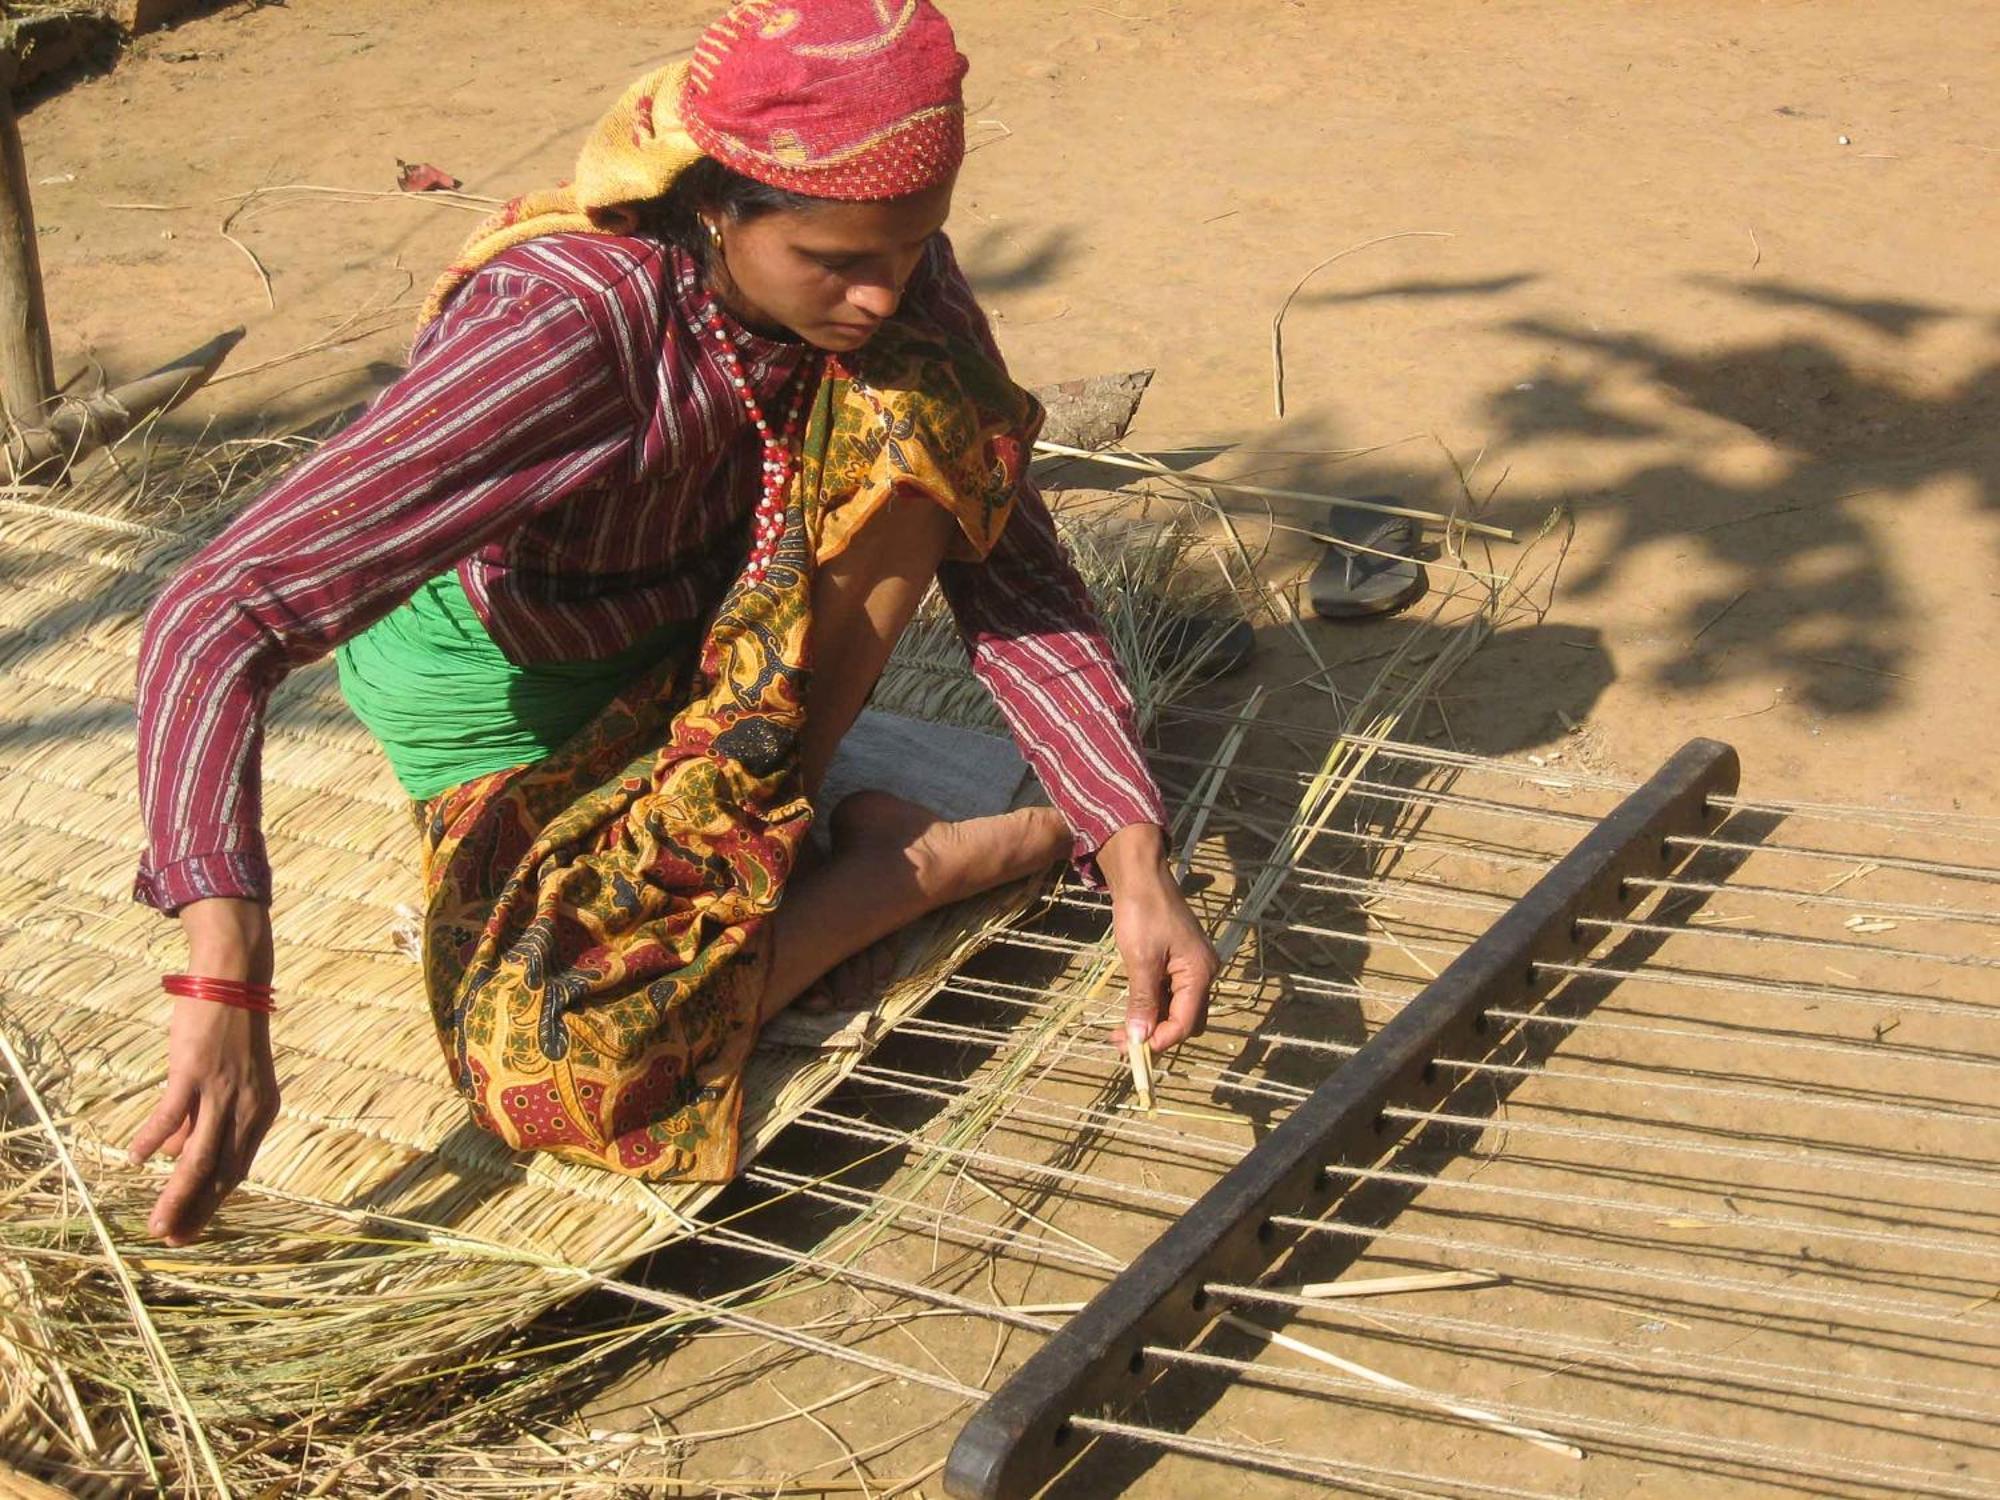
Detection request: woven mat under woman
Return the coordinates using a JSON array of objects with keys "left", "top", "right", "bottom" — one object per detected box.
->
[{"left": 417, "top": 318, "right": 1037, "bottom": 1182}]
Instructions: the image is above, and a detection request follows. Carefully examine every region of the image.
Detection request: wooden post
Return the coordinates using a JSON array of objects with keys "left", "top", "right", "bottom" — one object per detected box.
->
[{"left": 0, "top": 70, "right": 55, "bottom": 436}]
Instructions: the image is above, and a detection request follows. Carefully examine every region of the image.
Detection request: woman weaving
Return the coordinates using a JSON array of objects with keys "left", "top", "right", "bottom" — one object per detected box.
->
[{"left": 129, "top": 0, "right": 1216, "bottom": 1246}]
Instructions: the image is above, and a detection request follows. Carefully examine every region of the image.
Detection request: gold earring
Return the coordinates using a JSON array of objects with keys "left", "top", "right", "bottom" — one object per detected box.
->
[{"left": 705, "top": 219, "right": 724, "bottom": 254}]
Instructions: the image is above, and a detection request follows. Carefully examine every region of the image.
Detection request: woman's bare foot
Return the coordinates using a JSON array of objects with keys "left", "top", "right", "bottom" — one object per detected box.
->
[
  {"left": 829, "top": 790, "right": 1071, "bottom": 907},
  {"left": 762, "top": 792, "right": 1071, "bottom": 1022}
]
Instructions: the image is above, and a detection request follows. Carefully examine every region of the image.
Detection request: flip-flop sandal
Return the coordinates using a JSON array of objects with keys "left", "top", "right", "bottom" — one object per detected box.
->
[{"left": 1307, "top": 502, "right": 1429, "bottom": 619}]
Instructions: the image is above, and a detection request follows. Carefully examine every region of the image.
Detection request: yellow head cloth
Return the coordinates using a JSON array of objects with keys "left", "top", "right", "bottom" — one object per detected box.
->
[{"left": 419, "top": 63, "right": 703, "bottom": 328}]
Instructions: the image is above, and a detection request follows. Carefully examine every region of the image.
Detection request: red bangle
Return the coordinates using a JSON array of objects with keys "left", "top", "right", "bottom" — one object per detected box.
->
[{"left": 162, "top": 974, "right": 276, "bottom": 1014}]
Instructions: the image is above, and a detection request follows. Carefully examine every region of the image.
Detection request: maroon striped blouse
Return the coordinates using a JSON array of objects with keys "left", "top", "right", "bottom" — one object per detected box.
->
[{"left": 133, "top": 233, "right": 1166, "bottom": 913}]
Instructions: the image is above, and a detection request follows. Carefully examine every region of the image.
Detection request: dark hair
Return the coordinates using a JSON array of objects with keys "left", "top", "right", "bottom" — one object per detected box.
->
[{"left": 635, "top": 158, "right": 822, "bottom": 272}]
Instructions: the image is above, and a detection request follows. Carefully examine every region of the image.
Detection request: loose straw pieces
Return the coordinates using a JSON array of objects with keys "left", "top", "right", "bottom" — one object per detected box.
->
[
  {"left": 1219, "top": 1313, "right": 1584, "bottom": 1460},
  {"left": 1126, "top": 1026, "right": 1157, "bottom": 1114},
  {"left": 1270, "top": 231, "right": 1452, "bottom": 419},
  {"left": 1031, "top": 440, "right": 1516, "bottom": 542},
  {"left": 1296, "top": 1268, "right": 1503, "bottom": 1300}
]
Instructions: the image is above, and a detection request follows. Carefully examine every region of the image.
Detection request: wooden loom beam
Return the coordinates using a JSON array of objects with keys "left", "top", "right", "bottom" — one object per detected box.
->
[{"left": 944, "top": 736, "right": 1741, "bottom": 1500}]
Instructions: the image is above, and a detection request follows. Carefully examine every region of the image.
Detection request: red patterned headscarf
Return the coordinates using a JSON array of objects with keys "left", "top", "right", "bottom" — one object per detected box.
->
[
  {"left": 423, "top": 0, "right": 969, "bottom": 325},
  {"left": 684, "top": 0, "right": 968, "bottom": 200}
]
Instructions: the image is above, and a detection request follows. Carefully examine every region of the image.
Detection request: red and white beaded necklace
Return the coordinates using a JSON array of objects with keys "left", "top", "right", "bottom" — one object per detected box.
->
[{"left": 696, "top": 290, "right": 823, "bottom": 582}]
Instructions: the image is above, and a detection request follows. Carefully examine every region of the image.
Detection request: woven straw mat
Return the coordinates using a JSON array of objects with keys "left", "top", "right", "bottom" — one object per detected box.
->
[{"left": 0, "top": 503, "right": 1045, "bottom": 1270}]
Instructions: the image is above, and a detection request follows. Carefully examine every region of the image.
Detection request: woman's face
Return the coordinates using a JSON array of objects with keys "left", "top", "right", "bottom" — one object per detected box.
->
[{"left": 710, "top": 180, "right": 956, "bottom": 352}]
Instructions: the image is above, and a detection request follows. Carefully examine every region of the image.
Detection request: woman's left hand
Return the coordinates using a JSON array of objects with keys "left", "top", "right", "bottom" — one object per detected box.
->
[{"left": 1098, "top": 824, "right": 1219, "bottom": 1054}]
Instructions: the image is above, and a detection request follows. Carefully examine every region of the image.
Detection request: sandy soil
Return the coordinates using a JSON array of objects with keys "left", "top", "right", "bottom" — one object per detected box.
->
[
  {"left": 14, "top": 1, "right": 1998, "bottom": 1494},
  {"left": 23, "top": 0, "right": 1999, "bottom": 809}
]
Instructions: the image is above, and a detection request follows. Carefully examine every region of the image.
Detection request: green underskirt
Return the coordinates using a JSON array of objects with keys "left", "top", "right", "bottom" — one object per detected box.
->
[{"left": 336, "top": 571, "right": 691, "bottom": 800}]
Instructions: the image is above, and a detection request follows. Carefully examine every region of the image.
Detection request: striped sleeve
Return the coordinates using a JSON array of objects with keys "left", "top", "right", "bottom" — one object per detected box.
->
[
  {"left": 133, "top": 268, "right": 637, "bottom": 913},
  {"left": 916, "top": 237, "right": 1169, "bottom": 881}
]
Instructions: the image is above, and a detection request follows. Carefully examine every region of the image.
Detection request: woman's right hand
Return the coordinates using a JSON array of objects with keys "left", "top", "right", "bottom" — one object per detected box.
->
[{"left": 129, "top": 897, "right": 280, "bottom": 1246}]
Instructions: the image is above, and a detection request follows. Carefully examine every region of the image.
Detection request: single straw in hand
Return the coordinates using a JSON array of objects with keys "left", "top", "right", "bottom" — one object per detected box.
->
[{"left": 1125, "top": 1021, "right": 1156, "bottom": 1113}]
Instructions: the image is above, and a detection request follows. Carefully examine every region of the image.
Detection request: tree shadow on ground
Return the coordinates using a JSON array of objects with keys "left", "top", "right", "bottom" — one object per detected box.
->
[
  {"left": 954, "top": 221, "right": 1080, "bottom": 297},
  {"left": 1296, "top": 271, "right": 1542, "bottom": 309},
  {"left": 1471, "top": 287, "right": 2000, "bottom": 716},
  {"left": 1683, "top": 276, "right": 1959, "bottom": 341},
  {"left": 1265, "top": 285, "right": 2000, "bottom": 727}
]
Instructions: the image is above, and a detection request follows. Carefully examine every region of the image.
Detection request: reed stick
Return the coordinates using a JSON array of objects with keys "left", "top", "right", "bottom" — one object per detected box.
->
[
  {"left": 1218, "top": 1313, "right": 1583, "bottom": 1459},
  {"left": 1033, "top": 440, "right": 1516, "bottom": 541}
]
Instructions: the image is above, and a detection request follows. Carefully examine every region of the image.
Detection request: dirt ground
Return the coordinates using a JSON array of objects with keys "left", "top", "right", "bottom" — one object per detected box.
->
[
  {"left": 14, "top": 0, "right": 1998, "bottom": 1494},
  {"left": 24, "top": 0, "right": 2000, "bottom": 808}
]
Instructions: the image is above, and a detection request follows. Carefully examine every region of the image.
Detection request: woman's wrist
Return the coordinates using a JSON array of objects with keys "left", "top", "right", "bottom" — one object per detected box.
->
[
  {"left": 177, "top": 897, "right": 275, "bottom": 984},
  {"left": 1096, "top": 822, "right": 1171, "bottom": 896}
]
